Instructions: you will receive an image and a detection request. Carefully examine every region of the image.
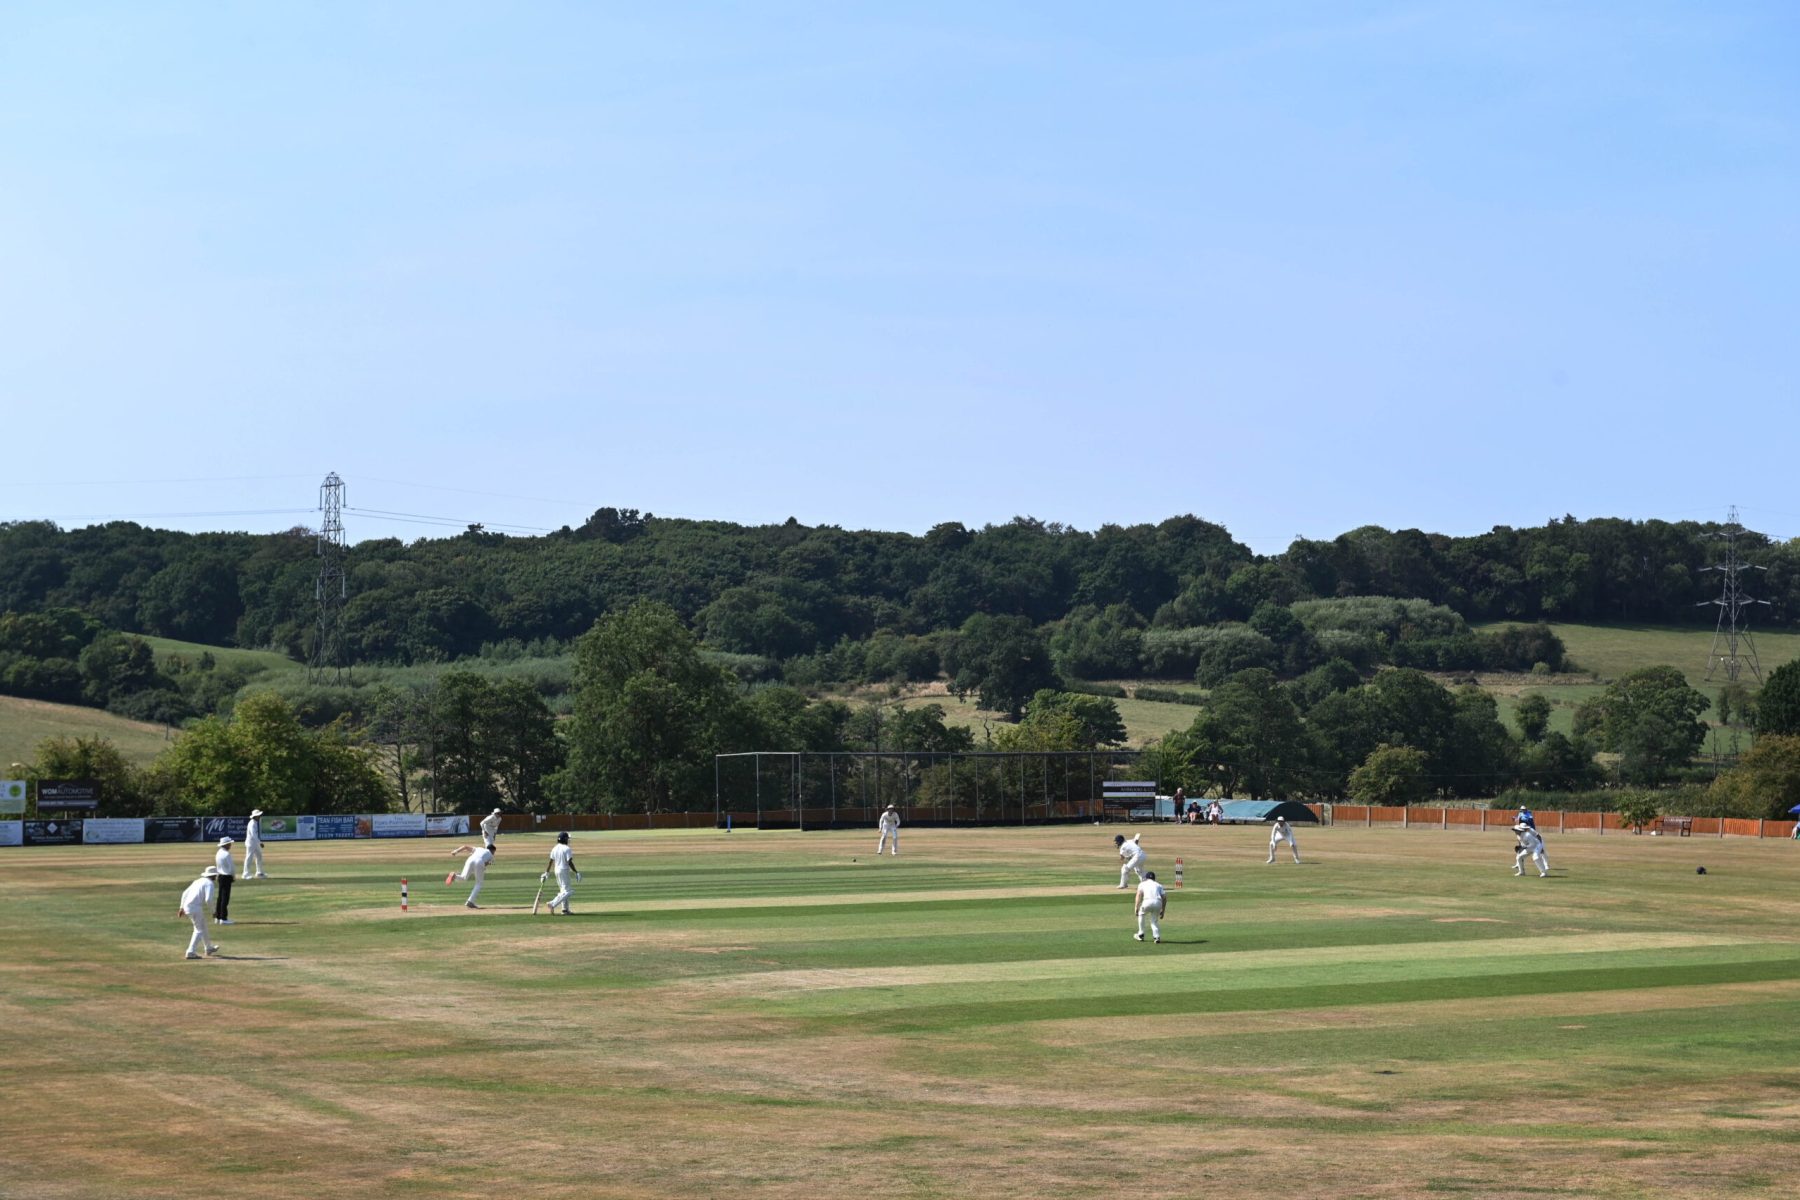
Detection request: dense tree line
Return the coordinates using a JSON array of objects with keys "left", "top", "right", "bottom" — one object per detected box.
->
[{"left": 3, "top": 512, "right": 1794, "bottom": 678}]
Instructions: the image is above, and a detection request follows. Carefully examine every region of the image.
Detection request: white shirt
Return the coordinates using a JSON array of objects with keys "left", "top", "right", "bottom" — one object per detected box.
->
[
  {"left": 180, "top": 878, "right": 215, "bottom": 910},
  {"left": 480, "top": 813, "right": 502, "bottom": 839},
  {"left": 1270, "top": 821, "right": 1292, "bottom": 841},
  {"left": 549, "top": 843, "right": 574, "bottom": 870},
  {"left": 1135, "top": 879, "right": 1166, "bottom": 910},
  {"left": 878, "top": 810, "right": 899, "bottom": 831},
  {"left": 1120, "top": 836, "right": 1145, "bottom": 863},
  {"left": 467, "top": 846, "right": 494, "bottom": 870},
  {"left": 214, "top": 846, "right": 235, "bottom": 876},
  {"left": 245, "top": 817, "right": 261, "bottom": 845},
  {"left": 1518, "top": 829, "right": 1544, "bottom": 853}
]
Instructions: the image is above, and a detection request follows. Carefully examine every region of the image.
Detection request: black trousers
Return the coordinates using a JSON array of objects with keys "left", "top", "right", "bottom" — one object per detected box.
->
[{"left": 214, "top": 873, "right": 233, "bottom": 921}]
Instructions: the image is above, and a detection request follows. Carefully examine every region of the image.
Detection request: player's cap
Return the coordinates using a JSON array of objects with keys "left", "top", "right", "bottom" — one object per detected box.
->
[
  {"left": 885, "top": 804, "right": 896, "bottom": 810},
  {"left": 249, "top": 809, "right": 263, "bottom": 818},
  {"left": 1145, "top": 871, "right": 1157, "bottom": 881},
  {"left": 491, "top": 807, "right": 503, "bottom": 815},
  {"left": 557, "top": 831, "right": 569, "bottom": 844},
  {"left": 218, "top": 837, "right": 234, "bottom": 846},
  {"left": 202, "top": 866, "right": 219, "bottom": 877}
]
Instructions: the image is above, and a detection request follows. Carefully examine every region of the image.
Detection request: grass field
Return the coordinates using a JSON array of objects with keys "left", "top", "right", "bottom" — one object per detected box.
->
[
  {"left": 1477, "top": 622, "right": 1800, "bottom": 689},
  {"left": 0, "top": 694, "right": 177, "bottom": 769},
  {"left": 139, "top": 634, "right": 299, "bottom": 675},
  {"left": 4, "top": 825, "right": 1798, "bottom": 1199}
]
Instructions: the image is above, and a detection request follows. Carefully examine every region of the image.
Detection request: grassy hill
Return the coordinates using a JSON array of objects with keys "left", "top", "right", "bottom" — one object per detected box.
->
[
  {"left": 0, "top": 695, "right": 176, "bottom": 770},
  {"left": 139, "top": 635, "right": 299, "bottom": 674},
  {"left": 1476, "top": 620, "right": 1800, "bottom": 688}
]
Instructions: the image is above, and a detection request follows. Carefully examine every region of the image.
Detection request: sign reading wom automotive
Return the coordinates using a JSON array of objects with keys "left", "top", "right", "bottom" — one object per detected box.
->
[
  {"left": 37, "top": 781, "right": 100, "bottom": 811},
  {"left": 83, "top": 818, "right": 146, "bottom": 844}
]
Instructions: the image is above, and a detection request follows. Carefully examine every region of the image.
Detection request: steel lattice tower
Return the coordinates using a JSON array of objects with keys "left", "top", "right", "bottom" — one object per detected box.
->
[
  {"left": 311, "top": 472, "right": 348, "bottom": 685},
  {"left": 1698, "top": 505, "right": 1768, "bottom": 684}
]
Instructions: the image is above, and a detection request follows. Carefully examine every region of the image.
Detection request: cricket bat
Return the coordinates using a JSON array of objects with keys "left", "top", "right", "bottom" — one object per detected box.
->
[{"left": 531, "top": 880, "right": 545, "bottom": 915}]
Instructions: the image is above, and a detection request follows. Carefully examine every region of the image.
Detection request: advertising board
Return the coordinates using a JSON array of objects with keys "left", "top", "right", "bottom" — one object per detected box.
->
[
  {"left": 37, "top": 781, "right": 100, "bottom": 811},
  {"left": 82, "top": 818, "right": 146, "bottom": 844},
  {"left": 144, "top": 817, "right": 201, "bottom": 843},
  {"left": 0, "top": 780, "right": 26, "bottom": 814},
  {"left": 24, "top": 820, "right": 83, "bottom": 845},
  {"left": 0, "top": 820, "right": 21, "bottom": 846},
  {"left": 371, "top": 813, "right": 428, "bottom": 838},
  {"left": 425, "top": 814, "right": 469, "bottom": 837},
  {"left": 202, "top": 817, "right": 251, "bottom": 842},
  {"left": 260, "top": 815, "right": 316, "bottom": 841},
  {"left": 314, "top": 815, "right": 360, "bottom": 840}
]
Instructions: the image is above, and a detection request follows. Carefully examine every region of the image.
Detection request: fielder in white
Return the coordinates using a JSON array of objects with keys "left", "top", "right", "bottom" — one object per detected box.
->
[
  {"left": 242, "top": 808, "right": 268, "bottom": 879},
  {"left": 541, "top": 831, "right": 581, "bottom": 915},
  {"left": 876, "top": 804, "right": 900, "bottom": 856},
  {"left": 1266, "top": 816, "right": 1301, "bottom": 864},
  {"left": 177, "top": 866, "right": 223, "bottom": 959},
  {"left": 1134, "top": 871, "right": 1167, "bottom": 943},
  {"left": 1514, "top": 824, "right": 1550, "bottom": 877},
  {"left": 480, "top": 807, "right": 503, "bottom": 850},
  {"left": 447, "top": 843, "right": 496, "bottom": 908},
  {"left": 1114, "top": 832, "right": 1147, "bottom": 888}
]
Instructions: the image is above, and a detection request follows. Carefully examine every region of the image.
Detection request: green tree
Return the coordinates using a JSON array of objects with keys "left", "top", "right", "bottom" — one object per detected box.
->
[
  {"left": 1347, "top": 743, "right": 1430, "bottom": 806},
  {"left": 30, "top": 734, "right": 144, "bottom": 815},
  {"left": 940, "top": 613, "right": 1058, "bottom": 719},
  {"left": 1612, "top": 789, "right": 1661, "bottom": 832},
  {"left": 153, "top": 692, "right": 393, "bottom": 814},
  {"left": 1707, "top": 733, "right": 1800, "bottom": 820},
  {"left": 554, "top": 601, "right": 743, "bottom": 813},
  {"left": 1513, "top": 693, "right": 1552, "bottom": 742},
  {"left": 1755, "top": 660, "right": 1800, "bottom": 737},
  {"left": 1021, "top": 689, "right": 1126, "bottom": 749},
  {"left": 1579, "top": 666, "right": 1711, "bottom": 784},
  {"left": 1169, "top": 668, "right": 1311, "bottom": 799}
]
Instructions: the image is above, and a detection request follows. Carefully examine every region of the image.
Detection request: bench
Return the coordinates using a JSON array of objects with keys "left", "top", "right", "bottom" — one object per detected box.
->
[{"left": 1657, "top": 817, "right": 1693, "bottom": 837}]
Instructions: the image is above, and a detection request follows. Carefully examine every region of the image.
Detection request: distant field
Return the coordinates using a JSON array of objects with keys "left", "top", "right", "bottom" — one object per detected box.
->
[
  {"left": 3, "top": 825, "right": 1797, "bottom": 1199},
  {"left": 884, "top": 686, "right": 1197, "bottom": 746},
  {"left": 0, "top": 695, "right": 176, "bottom": 769},
  {"left": 139, "top": 635, "right": 298, "bottom": 675},
  {"left": 1477, "top": 620, "right": 1800, "bottom": 688}
]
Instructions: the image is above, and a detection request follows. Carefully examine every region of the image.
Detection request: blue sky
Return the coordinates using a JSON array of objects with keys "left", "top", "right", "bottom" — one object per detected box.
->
[{"left": 2, "top": 2, "right": 1795, "bottom": 552}]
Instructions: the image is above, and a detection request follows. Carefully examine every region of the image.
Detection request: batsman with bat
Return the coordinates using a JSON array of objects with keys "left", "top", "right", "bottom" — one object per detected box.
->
[{"left": 540, "top": 831, "right": 581, "bottom": 915}]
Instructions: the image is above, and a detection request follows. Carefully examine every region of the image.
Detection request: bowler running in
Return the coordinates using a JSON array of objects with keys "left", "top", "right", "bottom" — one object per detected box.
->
[
  {"left": 1115, "top": 833, "right": 1147, "bottom": 888},
  {"left": 446, "top": 843, "right": 496, "bottom": 908}
]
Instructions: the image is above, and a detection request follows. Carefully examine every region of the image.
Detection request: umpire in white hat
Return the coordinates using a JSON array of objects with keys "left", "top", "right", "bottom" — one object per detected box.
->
[{"left": 212, "top": 836, "right": 237, "bottom": 923}]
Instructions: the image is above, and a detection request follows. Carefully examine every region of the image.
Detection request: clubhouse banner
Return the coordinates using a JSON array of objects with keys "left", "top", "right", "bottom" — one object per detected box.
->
[
  {"left": 202, "top": 817, "right": 250, "bottom": 842},
  {"left": 0, "top": 820, "right": 20, "bottom": 846},
  {"left": 371, "top": 813, "right": 428, "bottom": 838},
  {"left": 82, "top": 818, "right": 146, "bottom": 844},
  {"left": 425, "top": 814, "right": 469, "bottom": 837},
  {"left": 0, "top": 780, "right": 26, "bottom": 814},
  {"left": 24, "top": 820, "right": 83, "bottom": 845},
  {"left": 314, "top": 815, "right": 360, "bottom": 840},
  {"left": 260, "top": 815, "right": 315, "bottom": 841},
  {"left": 144, "top": 817, "right": 201, "bottom": 843}
]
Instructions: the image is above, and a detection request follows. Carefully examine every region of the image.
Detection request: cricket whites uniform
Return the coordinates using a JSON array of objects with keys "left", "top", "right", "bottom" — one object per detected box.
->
[
  {"left": 1134, "top": 878, "right": 1166, "bottom": 942},
  {"left": 243, "top": 816, "right": 266, "bottom": 878},
  {"left": 213, "top": 842, "right": 236, "bottom": 922},
  {"left": 1514, "top": 827, "right": 1550, "bottom": 877},
  {"left": 876, "top": 809, "right": 900, "bottom": 856},
  {"left": 547, "top": 842, "right": 577, "bottom": 914},
  {"left": 480, "top": 811, "right": 502, "bottom": 848},
  {"left": 458, "top": 846, "right": 495, "bottom": 906},
  {"left": 1267, "top": 820, "right": 1301, "bottom": 864},
  {"left": 179, "top": 876, "right": 219, "bottom": 958},
  {"left": 1118, "top": 835, "right": 1147, "bottom": 888}
]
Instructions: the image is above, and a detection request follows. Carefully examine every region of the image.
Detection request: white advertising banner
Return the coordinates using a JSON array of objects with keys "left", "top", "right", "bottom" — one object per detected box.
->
[
  {"left": 82, "top": 817, "right": 146, "bottom": 844},
  {"left": 370, "top": 813, "right": 428, "bottom": 838},
  {"left": 0, "top": 780, "right": 26, "bottom": 815},
  {"left": 425, "top": 814, "right": 469, "bottom": 837},
  {"left": 0, "top": 820, "right": 21, "bottom": 846},
  {"left": 260, "top": 815, "right": 316, "bottom": 841}
]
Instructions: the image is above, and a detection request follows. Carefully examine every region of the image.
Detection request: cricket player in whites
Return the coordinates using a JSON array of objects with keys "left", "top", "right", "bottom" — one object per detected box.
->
[
  {"left": 178, "top": 866, "right": 223, "bottom": 959},
  {"left": 1514, "top": 823, "right": 1551, "bottom": 877},
  {"left": 480, "top": 807, "right": 503, "bottom": 850},
  {"left": 1115, "top": 832, "right": 1147, "bottom": 888},
  {"left": 242, "top": 808, "right": 268, "bottom": 879},
  {"left": 541, "top": 831, "right": 581, "bottom": 915},
  {"left": 446, "top": 842, "right": 496, "bottom": 908},
  {"left": 876, "top": 804, "right": 900, "bottom": 856},
  {"left": 1266, "top": 816, "right": 1301, "bottom": 864},
  {"left": 1133, "top": 870, "right": 1167, "bottom": 943}
]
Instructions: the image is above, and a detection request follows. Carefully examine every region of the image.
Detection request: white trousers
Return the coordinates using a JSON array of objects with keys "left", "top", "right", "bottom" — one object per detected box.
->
[
  {"left": 1268, "top": 834, "right": 1300, "bottom": 863},
  {"left": 243, "top": 842, "right": 265, "bottom": 877},
  {"left": 461, "top": 860, "right": 488, "bottom": 903},
  {"left": 1136, "top": 906, "right": 1162, "bottom": 940},
  {"left": 1120, "top": 856, "right": 1145, "bottom": 887},
  {"left": 876, "top": 828, "right": 899, "bottom": 855},
  {"left": 548, "top": 866, "right": 575, "bottom": 911},
  {"left": 1515, "top": 847, "right": 1549, "bottom": 875},
  {"left": 184, "top": 903, "right": 215, "bottom": 956}
]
